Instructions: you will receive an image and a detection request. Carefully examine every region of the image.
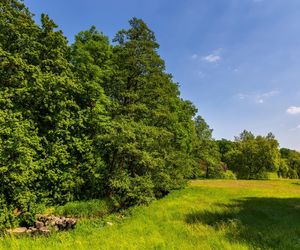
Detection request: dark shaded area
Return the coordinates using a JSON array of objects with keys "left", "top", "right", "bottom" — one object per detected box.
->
[{"left": 186, "top": 198, "right": 300, "bottom": 249}]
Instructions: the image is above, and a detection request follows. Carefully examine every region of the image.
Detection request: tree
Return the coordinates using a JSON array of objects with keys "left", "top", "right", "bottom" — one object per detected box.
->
[
  {"left": 217, "top": 138, "right": 235, "bottom": 163},
  {"left": 0, "top": 0, "right": 110, "bottom": 214},
  {"left": 225, "top": 131, "right": 280, "bottom": 179},
  {"left": 0, "top": 0, "right": 43, "bottom": 219},
  {"left": 280, "top": 148, "right": 300, "bottom": 179},
  {"left": 70, "top": 26, "right": 114, "bottom": 199},
  {"left": 1, "top": 0, "right": 227, "bottom": 228},
  {"left": 192, "top": 116, "right": 222, "bottom": 178},
  {"left": 70, "top": 26, "right": 113, "bottom": 92},
  {"left": 277, "top": 158, "right": 289, "bottom": 178},
  {"left": 99, "top": 18, "right": 197, "bottom": 206}
]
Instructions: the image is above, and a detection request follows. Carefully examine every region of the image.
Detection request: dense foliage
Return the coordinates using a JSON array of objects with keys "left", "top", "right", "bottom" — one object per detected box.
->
[
  {"left": 217, "top": 131, "right": 300, "bottom": 180},
  {"left": 0, "top": 0, "right": 206, "bottom": 227}
]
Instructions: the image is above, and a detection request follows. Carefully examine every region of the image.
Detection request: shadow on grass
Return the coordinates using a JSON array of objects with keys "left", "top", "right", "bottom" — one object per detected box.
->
[{"left": 185, "top": 197, "right": 300, "bottom": 249}]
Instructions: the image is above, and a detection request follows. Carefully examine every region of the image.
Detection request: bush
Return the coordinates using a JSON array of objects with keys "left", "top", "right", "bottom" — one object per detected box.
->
[
  {"left": 221, "top": 170, "right": 237, "bottom": 180},
  {"left": 108, "top": 171, "right": 155, "bottom": 208},
  {"left": 0, "top": 199, "right": 12, "bottom": 230},
  {"left": 0, "top": 198, "right": 47, "bottom": 229}
]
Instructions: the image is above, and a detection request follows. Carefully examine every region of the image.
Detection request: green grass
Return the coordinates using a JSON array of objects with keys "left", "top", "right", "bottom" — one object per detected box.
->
[
  {"left": 2, "top": 180, "right": 300, "bottom": 249},
  {"left": 53, "top": 199, "right": 113, "bottom": 218}
]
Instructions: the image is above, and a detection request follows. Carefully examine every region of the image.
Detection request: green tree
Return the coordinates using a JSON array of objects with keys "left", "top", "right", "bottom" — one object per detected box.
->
[
  {"left": 280, "top": 148, "right": 300, "bottom": 179},
  {"left": 70, "top": 26, "right": 113, "bottom": 91},
  {"left": 225, "top": 131, "right": 280, "bottom": 179},
  {"left": 101, "top": 18, "right": 197, "bottom": 206},
  {"left": 0, "top": 0, "right": 219, "bottom": 228},
  {"left": 192, "top": 116, "right": 222, "bottom": 178},
  {"left": 277, "top": 158, "right": 289, "bottom": 178},
  {"left": 0, "top": 0, "right": 42, "bottom": 218},
  {"left": 217, "top": 138, "right": 235, "bottom": 163},
  {"left": 0, "top": 0, "right": 110, "bottom": 212}
]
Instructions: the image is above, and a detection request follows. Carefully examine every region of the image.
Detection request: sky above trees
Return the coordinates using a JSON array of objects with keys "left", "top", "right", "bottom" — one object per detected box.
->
[{"left": 24, "top": 0, "right": 300, "bottom": 150}]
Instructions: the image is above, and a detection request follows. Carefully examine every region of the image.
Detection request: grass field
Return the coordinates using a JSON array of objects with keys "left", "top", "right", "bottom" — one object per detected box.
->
[{"left": 1, "top": 180, "right": 300, "bottom": 250}]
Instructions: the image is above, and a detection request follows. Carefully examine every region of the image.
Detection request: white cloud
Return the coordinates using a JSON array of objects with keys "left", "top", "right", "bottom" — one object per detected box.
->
[
  {"left": 203, "top": 54, "right": 221, "bottom": 63},
  {"left": 202, "top": 48, "right": 223, "bottom": 63},
  {"left": 191, "top": 48, "right": 223, "bottom": 63},
  {"left": 236, "top": 90, "right": 279, "bottom": 104},
  {"left": 297, "top": 125, "right": 300, "bottom": 129},
  {"left": 286, "top": 106, "right": 300, "bottom": 115}
]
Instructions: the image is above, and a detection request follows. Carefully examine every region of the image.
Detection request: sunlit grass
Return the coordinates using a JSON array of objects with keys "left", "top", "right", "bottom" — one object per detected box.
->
[
  {"left": 54, "top": 198, "right": 113, "bottom": 218},
  {"left": 1, "top": 179, "right": 300, "bottom": 249}
]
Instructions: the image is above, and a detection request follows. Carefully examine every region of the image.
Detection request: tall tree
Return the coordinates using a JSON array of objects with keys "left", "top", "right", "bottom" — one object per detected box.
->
[
  {"left": 0, "top": 0, "right": 43, "bottom": 215},
  {"left": 100, "top": 18, "right": 197, "bottom": 206}
]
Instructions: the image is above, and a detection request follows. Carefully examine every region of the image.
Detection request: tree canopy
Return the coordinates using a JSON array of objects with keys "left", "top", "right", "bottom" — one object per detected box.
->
[{"left": 0, "top": 1, "right": 203, "bottom": 226}]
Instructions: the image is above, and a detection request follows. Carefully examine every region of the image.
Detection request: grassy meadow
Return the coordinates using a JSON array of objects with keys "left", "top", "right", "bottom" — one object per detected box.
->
[{"left": 2, "top": 180, "right": 300, "bottom": 250}]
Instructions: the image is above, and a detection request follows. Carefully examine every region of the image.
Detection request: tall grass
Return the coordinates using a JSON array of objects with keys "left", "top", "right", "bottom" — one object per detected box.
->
[{"left": 54, "top": 199, "right": 113, "bottom": 218}]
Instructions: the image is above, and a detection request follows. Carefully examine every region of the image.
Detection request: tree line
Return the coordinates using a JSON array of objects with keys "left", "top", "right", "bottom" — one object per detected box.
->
[{"left": 0, "top": 0, "right": 299, "bottom": 228}]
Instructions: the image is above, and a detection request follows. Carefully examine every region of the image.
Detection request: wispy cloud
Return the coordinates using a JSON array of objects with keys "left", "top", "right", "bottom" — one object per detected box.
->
[
  {"left": 289, "top": 125, "right": 300, "bottom": 132},
  {"left": 286, "top": 106, "right": 300, "bottom": 115},
  {"left": 203, "top": 54, "right": 221, "bottom": 63},
  {"left": 255, "top": 91, "right": 279, "bottom": 104},
  {"left": 202, "top": 48, "right": 223, "bottom": 63},
  {"left": 237, "top": 90, "right": 279, "bottom": 104},
  {"left": 191, "top": 48, "right": 222, "bottom": 63}
]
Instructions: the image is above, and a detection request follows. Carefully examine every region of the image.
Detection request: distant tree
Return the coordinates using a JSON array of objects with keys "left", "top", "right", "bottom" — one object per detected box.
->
[
  {"left": 225, "top": 131, "right": 280, "bottom": 179},
  {"left": 280, "top": 148, "right": 300, "bottom": 179},
  {"left": 234, "top": 130, "right": 255, "bottom": 141},
  {"left": 277, "top": 158, "right": 289, "bottom": 178},
  {"left": 192, "top": 116, "right": 222, "bottom": 178},
  {"left": 216, "top": 138, "right": 235, "bottom": 163}
]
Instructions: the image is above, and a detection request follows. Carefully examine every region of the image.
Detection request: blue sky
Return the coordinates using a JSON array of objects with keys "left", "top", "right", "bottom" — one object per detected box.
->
[{"left": 24, "top": 0, "right": 300, "bottom": 150}]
